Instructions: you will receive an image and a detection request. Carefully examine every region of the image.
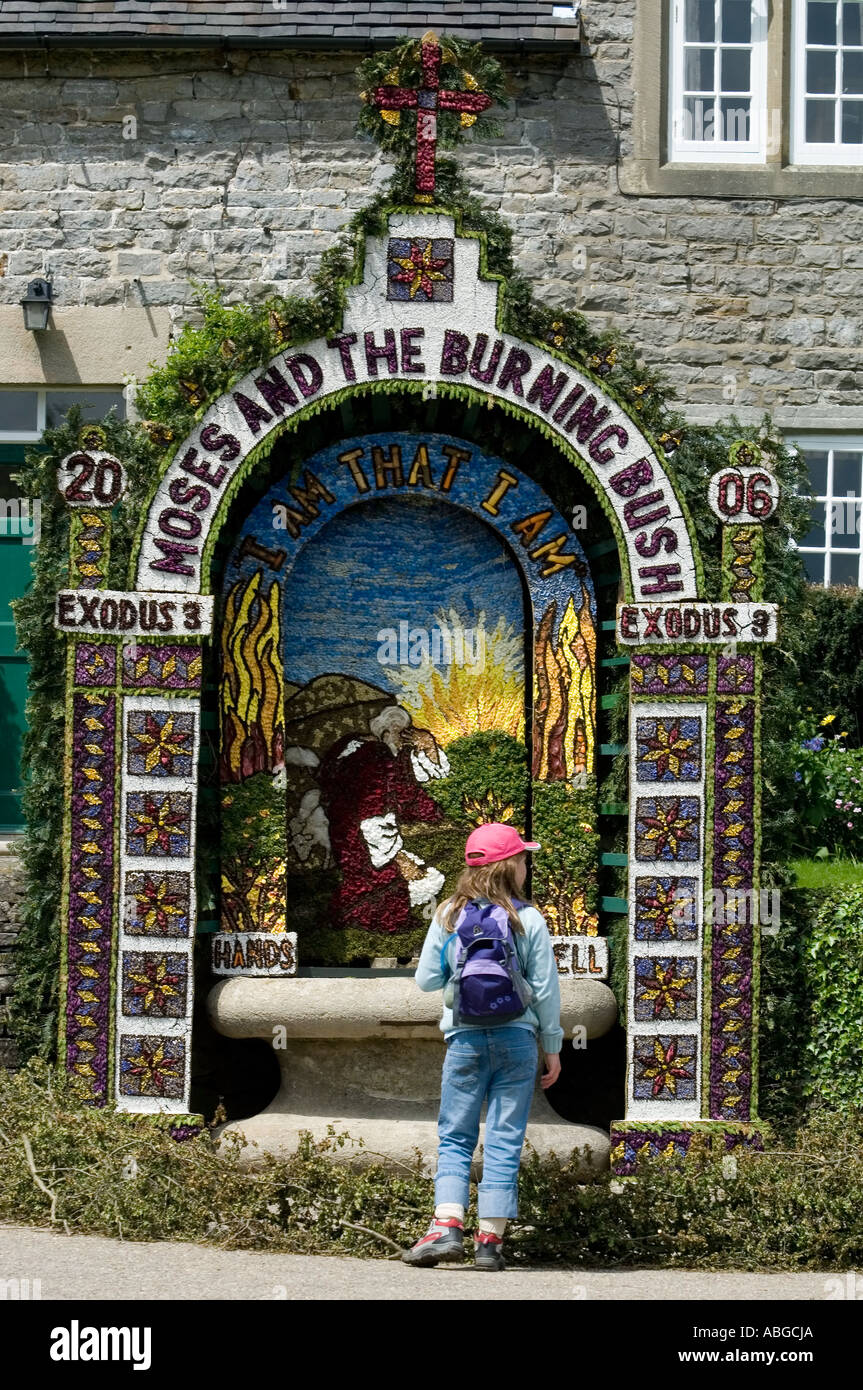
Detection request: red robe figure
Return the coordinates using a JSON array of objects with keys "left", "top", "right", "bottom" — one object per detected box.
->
[{"left": 315, "top": 705, "right": 450, "bottom": 932}]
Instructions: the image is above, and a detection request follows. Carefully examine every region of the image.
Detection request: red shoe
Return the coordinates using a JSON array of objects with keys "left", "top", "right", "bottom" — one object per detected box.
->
[{"left": 402, "top": 1217, "right": 465, "bottom": 1266}]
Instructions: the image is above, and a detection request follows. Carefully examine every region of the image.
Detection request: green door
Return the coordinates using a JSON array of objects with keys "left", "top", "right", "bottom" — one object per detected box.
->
[{"left": 0, "top": 445, "right": 37, "bottom": 832}]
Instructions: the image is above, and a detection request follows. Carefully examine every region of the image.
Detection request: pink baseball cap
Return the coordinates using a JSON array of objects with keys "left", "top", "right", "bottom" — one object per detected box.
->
[{"left": 464, "top": 822, "right": 541, "bottom": 866}]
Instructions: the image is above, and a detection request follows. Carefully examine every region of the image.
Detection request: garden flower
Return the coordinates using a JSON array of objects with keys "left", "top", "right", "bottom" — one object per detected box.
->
[
  {"left": 794, "top": 771, "right": 802, "bottom": 782},
  {"left": 820, "top": 714, "right": 837, "bottom": 726}
]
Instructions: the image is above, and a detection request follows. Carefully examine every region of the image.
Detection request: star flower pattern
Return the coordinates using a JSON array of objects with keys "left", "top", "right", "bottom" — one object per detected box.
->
[
  {"left": 127, "top": 711, "right": 194, "bottom": 777},
  {"left": 126, "top": 792, "right": 191, "bottom": 857},
  {"left": 119, "top": 1037, "right": 185, "bottom": 1099},
  {"left": 636, "top": 717, "right": 701, "bottom": 782},
  {"left": 633, "top": 1035, "right": 697, "bottom": 1100},
  {"left": 635, "top": 876, "right": 699, "bottom": 940},
  {"left": 634, "top": 957, "right": 697, "bottom": 1020},
  {"left": 387, "top": 237, "right": 454, "bottom": 301},
  {"left": 636, "top": 797, "right": 700, "bottom": 861},
  {"left": 126, "top": 872, "right": 189, "bottom": 936},
  {"left": 123, "top": 952, "right": 186, "bottom": 1017}
]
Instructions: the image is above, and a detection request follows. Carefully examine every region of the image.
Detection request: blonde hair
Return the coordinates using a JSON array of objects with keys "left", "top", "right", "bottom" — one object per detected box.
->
[{"left": 439, "top": 855, "right": 530, "bottom": 935}]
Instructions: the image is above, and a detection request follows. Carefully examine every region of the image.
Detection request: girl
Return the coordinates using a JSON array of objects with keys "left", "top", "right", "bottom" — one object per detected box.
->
[{"left": 403, "top": 821, "right": 563, "bottom": 1272}]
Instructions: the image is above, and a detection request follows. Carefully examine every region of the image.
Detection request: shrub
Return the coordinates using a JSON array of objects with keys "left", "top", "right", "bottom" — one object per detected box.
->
[
  {"left": 803, "top": 885, "right": 863, "bottom": 1109},
  {"left": 783, "top": 714, "right": 863, "bottom": 858},
  {"left": 791, "top": 588, "right": 863, "bottom": 748},
  {"left": 759, "top": 883, "right": 863, "bottom": 1133}
]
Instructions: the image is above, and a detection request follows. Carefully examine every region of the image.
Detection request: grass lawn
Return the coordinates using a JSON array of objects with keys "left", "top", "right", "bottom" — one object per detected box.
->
[{"left": 790, "top": 857, "right": 863, "bottom": 889}]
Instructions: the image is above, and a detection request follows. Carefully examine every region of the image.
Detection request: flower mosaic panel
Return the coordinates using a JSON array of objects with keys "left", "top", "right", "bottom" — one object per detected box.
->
[
  {"left": 609, "top": 1124, "right": 768, "bottom": 1176},
  {"left": 627, "top": 698, "right": 706, "bottom": 1122},
  {"left": 633, "top": 875, "right": 699, "bottom": 941},
  {"left": 635, "top": 716, "right": 702, "bottom": 783},
  {"left": 125, "top": 792, "right": 192, "bottom": 857},
  {"left": 717, "top": 653, "right": 755, "bottom": 695},
  {"left": 74, "top": 641, "right": 116, "bottom": 687},
  {"left": 387, "top": 236, "right": 454, "bottom": 301},
  {"left": 116, "top": 694, "right": 199, "bottom": 1112},
  {"left": 65, "top": 691, "right": 115, "bottom": 1101},
  {"left": 629, "top": 653, "right": 709, "bottom": 695},
  {"left": 634, "top": 956, "right": 698, "bottom": 1022},
  {"left": 121, "top": 645, "right": 203, "bottom": 690},
  {"left": 118, "top": 1035, "right": 186, "bottom": 1100},
  {"left": 121, "top": 951, "right": 188, "bottom": 1018},
  {"left": 610, "top": 1129, "right": 694, "bottom": 1176},
  {"left": 49, "top": 196, "right": 773, "bottom": 1159},
  {"left": 70, "top": 510, "right": 109, "bottom": 588},
  {"left": 726, "top": 526, "right": 759, "bottom": 601},
  {"left": 632, "top": 1033, "right": 697, "bottom": 1102},
  {"left": 222, "top": 436, "right": 598, "bottom": 947},
  {"left": 711, "top": 696, "right": 756, "bottom": 1122},
  {"left": 122, "top": 871, "right": 191, "bottom": 938},
  {"left": 713, "top": 699, "right": 755, "bottom": 892},
  {"left": 126, "top": 709, "right": 195, "bottom": 778},
  {"left": 634, "top": 796, "right": 701, "bottom": 862}
]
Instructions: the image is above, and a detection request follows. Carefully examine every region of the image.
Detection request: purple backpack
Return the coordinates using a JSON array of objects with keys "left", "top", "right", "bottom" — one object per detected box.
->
[{"left": 441, "top": 898, "right": 534, "bottom": 1026}]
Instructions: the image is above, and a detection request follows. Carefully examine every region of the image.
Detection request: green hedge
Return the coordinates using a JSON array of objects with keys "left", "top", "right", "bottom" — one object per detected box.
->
[
  {"left": 760, "top": 882, "right": 863, "bottom": 1136},
  {"left": 803, "top": 884, "right": 863, "bottom": 1110}
]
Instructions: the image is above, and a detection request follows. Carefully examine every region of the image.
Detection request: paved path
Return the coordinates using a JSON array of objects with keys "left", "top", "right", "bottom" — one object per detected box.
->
[{"left": 0, "top": 1223, "right": 846, "bottom": 1300}]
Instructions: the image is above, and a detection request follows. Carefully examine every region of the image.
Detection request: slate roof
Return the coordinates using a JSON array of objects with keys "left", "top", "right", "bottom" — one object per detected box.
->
[{"left": 0, "top": 2, "right": 582, "bottom": 49}]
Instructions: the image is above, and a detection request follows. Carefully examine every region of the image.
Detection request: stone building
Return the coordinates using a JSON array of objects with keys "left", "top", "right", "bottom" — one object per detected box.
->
[{"left": 0, "top": 1, "right": 858, "bottom": 1097}]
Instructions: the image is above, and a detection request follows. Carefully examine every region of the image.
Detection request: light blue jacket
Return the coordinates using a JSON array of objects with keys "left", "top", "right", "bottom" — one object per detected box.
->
[{"left": 415, "top": 899, "right": 564, "bottom": 1054}]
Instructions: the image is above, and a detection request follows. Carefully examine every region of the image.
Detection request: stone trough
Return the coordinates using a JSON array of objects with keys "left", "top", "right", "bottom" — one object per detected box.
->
[{"left": 208, "top": 972, "right": 618, "bottom": 1176}]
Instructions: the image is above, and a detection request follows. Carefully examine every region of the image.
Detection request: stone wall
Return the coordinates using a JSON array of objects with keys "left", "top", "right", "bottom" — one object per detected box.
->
[
  {"left": 0, "top": 1, "right": 860, "bottom": 425},
  {"left": 0, "top": 850, "right": 25, "bottom": 1070}
]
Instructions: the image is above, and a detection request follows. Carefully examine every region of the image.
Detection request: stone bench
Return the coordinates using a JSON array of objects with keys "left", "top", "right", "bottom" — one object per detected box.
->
[{"left": 208, "top": 973, "right": 617, "bottom": 1177}]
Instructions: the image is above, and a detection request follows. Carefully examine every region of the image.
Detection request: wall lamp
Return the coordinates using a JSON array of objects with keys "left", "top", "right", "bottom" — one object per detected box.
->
[{"left": 20, "top": 277, "right": 54, "bottom": 331}]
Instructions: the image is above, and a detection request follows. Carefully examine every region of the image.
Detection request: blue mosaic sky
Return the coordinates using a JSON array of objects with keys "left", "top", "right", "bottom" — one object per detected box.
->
[{"left": 280, "top": 494, "right": 524, "bottom": 688}]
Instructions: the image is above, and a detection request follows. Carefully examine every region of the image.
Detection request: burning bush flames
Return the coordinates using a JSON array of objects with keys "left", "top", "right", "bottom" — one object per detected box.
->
[{"left": 220, "top": 571, "right": 285, "bottom": 784}]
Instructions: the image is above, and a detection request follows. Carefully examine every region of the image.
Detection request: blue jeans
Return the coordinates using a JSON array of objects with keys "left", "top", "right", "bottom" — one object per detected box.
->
[{"left": 434, "top": 1025, "right": 539, "bottom": 1219}]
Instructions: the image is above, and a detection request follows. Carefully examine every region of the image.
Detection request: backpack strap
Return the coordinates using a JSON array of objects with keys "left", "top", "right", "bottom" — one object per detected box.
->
[
  {"left": 438, "top": 901, "right": 469, "bottom": 979},
  {"left": 439, "top": 899, "right": 482, "bottom": 979}
]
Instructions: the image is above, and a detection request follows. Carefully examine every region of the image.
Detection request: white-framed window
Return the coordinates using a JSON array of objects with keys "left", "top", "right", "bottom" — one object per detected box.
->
[
  {"left": 0, "top": 387, "right": 127, "bottom": 443},
  {"left": 669, "top": 0, "right": 770, "bottom": 162},
  {"left": 791, "top": 0, "right": 863, "bottom": 163},
  {"left": 789, "top": 435, "right": 863, "bottom": 587}
]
